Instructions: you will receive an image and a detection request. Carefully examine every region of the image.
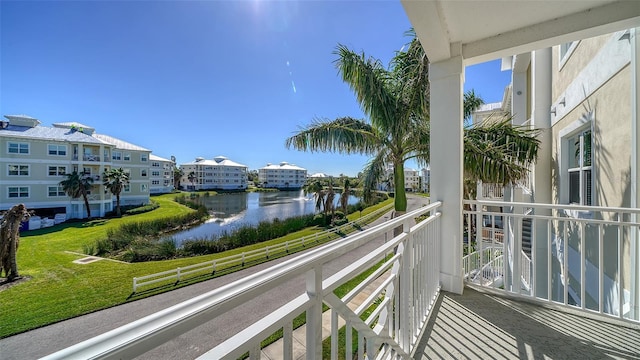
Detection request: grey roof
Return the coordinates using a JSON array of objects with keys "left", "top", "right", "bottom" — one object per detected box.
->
[
  {"left": 260, "top": 161, "right": 306, "bottom": 171},
  {"left": 93, "top": 133, "right": 150, "bottom": 152},
  {"left": 181, "top": 156, "right": 247, "bottom": 168},
  {"left": 0, "top": 124, "right": 106, "bottom": 145},
  {"left": 150, "top": 154, "right": 173, "bottom": 162}
]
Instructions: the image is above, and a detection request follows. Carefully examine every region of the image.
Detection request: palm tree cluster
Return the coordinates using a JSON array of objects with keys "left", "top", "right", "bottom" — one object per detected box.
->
[
  {"left": 103, "top": 168, "right": 130, "bottom": 216},
  {"left": 287, "top": 30, "right": 539, "bottom": 213},
  {"left": 59, "top": 171, "right": 94, "bottom": 218},
  {"left": 304, "top": 177, "right": 353, "bottom": 224}
]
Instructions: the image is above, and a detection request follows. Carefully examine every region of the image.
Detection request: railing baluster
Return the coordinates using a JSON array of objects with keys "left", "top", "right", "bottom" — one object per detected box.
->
[
  {"left": 548, "top": 219, "right": 552, "bottom": 302},
  {"left": 580, "top": 222, "right": 586, "bottom": 310},
  {"left": 345, "top": 321, "right": 352, "bottom": 360},
  {"left": 283, "top": 322, "right": 293, "bottom": 360},
  {"left": 563, "top": 220, "right": 568, "bottom": 306},
  {"left": 599, "top": 223, "right": 604, "bottom": 314},
  {"left": 331, "top": 310, "right": 338, "bottom": 360},
  {"left": 306, "top": 266, "right": 323, "bottom": 359},
  {"left": 618, "top": 213, "right": 624, "bottom": 319}
]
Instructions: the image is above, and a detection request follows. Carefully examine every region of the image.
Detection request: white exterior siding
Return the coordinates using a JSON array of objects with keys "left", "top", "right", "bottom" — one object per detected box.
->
[
  {"left": 0, "top": 117, "right": 150, "bottom": 219},
  {"left": 149, "top": 154, "right": 175, "bottom": 194},
  {"left": 179, "top": 156, "right": 248, "bottom": 191},
  {"left": 258, "top": 162, "right": 307, "bottom": 189}
]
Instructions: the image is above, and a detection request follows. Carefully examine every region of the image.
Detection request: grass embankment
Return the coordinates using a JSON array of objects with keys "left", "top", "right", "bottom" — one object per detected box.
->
[{"left": 0, "top": 194, "right": 392, "bottom": 338}]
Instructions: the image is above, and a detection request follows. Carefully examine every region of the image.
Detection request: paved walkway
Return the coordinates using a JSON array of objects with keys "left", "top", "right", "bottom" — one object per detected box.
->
[{"left": 0, "top": 195, "right": 428, "bottom": 360}]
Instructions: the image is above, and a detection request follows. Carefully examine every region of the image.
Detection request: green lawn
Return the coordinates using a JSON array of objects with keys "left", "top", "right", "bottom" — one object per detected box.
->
[{"left": 0, "top": 194, "right": 392, "bottom": 338}]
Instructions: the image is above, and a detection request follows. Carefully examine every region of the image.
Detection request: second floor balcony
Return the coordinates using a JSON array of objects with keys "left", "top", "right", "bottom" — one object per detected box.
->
[{"left": 39, "top": 199, "right": 640, "bottom": 359}]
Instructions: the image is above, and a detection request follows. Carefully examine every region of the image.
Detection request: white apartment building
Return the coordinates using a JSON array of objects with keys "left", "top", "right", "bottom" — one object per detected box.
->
[
  {"left": 0, "top": 115, "right": 151, "bottom": 219},
  {"left": 421, "top": 165, "right": 430, "bottom": 193},
  {"left": 179, "top": 155, "right": 248, "bottom": 191},
  {"left": 149, "top": 154, "right": 175, "bottom": 194},
  {"left": 258, "top": 162, "right": 307, "bottom": 189}
]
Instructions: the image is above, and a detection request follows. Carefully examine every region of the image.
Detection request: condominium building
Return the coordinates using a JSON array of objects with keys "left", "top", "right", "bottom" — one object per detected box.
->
[
  {"left": 0, "top": 115, "right": 151, "bottom": 219},
  {"left": 179, "top": 155, "right": 248, "bottom": 191},
  {"left": 149, "top": 154, "right": 175, "bottom": 194},
  {"left": 258, "top": 162, "right": 307, "bottom": 189},
  {"left": 421, "top": 165, "right": 430, "bottom": 193}
]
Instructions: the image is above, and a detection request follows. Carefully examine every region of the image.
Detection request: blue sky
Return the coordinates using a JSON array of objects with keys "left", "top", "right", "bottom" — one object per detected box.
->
[{"left": 1, "top": 0, "right": 511, "bottom": 177}]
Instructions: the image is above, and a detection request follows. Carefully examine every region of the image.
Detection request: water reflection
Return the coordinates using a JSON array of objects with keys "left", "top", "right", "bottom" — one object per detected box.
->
[{"left": 172, "top": 190, "right": 359, "bottom": 243}]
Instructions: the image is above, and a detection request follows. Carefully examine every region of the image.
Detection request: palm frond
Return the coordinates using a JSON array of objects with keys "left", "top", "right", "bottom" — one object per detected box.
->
[
  {"left": 464, "top": 118, "right": 540, "bottom": 185},
  {"left": 334, "top": 45, "right": 397, "bottom": 134},
  {"left": 285, "top": 117, "right": 382, "bottom": 155},
  {"left": 361, "top": 150, "right": 389, "bottom": 204}
]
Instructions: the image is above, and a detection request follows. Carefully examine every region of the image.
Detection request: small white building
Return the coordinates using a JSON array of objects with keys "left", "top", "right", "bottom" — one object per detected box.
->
[
  {"left": 421, "top": 165, "right": 430, "bottom": 193},
  {"left": 180, "top": 155, "right": 248, "bottom": 191},
  {"left": 258, "top": 162, "right": 307, "bottom": 189},
  {"left": 149, "top": 154, "right": 175, "bottom": 194}
]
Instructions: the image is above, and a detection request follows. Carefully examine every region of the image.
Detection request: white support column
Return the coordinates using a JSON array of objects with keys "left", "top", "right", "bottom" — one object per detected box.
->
[
  {"left": 305, "top": 267, "right": 323, "bottom": 359},
  {"left": 532, "top": 48, "right": 553, "bottom": 299},
  {"left": 430, "top": 49, "right": 464, "bottom": 294},
  {"left": 630, "top": 27, "right": 639, "bottom": 320}
]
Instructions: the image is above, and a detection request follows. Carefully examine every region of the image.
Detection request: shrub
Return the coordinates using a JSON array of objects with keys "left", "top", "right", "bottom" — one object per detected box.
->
[{"left": 333, "top": 218, "right": 348, "bottom": 226}]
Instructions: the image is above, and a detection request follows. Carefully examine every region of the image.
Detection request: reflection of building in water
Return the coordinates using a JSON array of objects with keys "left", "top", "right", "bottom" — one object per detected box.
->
[
  {"left": 258, "top": 162, "right": 307, "bottom": 189},
  {"left": 200, "top": 193, "right": 248, "bottom": 219}
]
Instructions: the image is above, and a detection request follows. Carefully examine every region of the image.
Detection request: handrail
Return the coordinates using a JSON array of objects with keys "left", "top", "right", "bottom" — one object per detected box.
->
[
  {"left": 44, "top": 202, "right": 441, "bottom": 360},
  {"left": 132, "top": 203, "right": 394, "bottom": 292}
]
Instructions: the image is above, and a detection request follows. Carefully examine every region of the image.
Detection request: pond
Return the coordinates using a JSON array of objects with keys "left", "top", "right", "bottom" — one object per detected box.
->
[{"left": 171, "top": 190, "right": 361, "bottom": 242}]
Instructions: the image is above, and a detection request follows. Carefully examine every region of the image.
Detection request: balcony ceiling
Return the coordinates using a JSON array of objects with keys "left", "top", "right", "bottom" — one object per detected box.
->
[{"left": 402, "top": 0, "right": 640, "bottom": 65}]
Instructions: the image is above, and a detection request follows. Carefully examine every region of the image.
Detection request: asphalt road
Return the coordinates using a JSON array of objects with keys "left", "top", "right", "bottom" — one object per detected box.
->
[{"left": 0, "top": 195, "right": 429, "bottom": 360}]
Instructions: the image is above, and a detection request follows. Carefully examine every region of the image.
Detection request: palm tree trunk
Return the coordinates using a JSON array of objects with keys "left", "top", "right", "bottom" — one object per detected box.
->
[
  {"left": 393, "top": 160, "right": 407, "bottom": 236},
  {"left": 82, "top": 190, "right": 92, "bottom": 218},
  {"left": 116, "top": 193, "right": 121, "bottom": 217}
]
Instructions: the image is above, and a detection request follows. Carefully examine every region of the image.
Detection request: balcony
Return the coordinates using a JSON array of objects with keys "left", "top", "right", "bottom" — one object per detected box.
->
[{"left": 39, "top": 200, "right": 640, "bottom": 359}]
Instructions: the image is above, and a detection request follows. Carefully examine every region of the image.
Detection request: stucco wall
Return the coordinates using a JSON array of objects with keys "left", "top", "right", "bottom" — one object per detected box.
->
[{"left": 552, "top": 33, "right": 612, "bottom": 101}]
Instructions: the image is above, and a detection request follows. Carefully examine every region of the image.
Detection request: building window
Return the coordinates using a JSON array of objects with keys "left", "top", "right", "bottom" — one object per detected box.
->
[
  {"left": 152, "top": 171, "right": 160, "bottom": 177},
  {"left": 141, "top": 154, "right": 148, "bottom": 162},
  {"left": 124, "top": 153, "right": 131, "bottom": 161},
  {"left": 8, "top": 142, "right": 29, "bottom": 154},
  {"left": 141, "top": 169, "right": 147, "bottom": 177},
  {"left": 124, "top": 184, "right": 131, "bottom": 193},
  {"left": 152, "top": 162, "right": 160, "bottom": 167},
  {"left": 48, "top": 186, "right": 66, "bottom": 197},
  {"left": 8, "top": 186, "right": 29, "bottom": 198},
  {"left": 48, "top": 166, "right": 67, "bottom": 176},
  {"left": 112, "top": 151, "right": 122, "bottom": 161},
  {"left": 559, "top": 41, "right": 578, "bottom": 69},
  {"left": 141, "top": 184, "right": 148, "bottom": 192},
  {"left": 152, "top": 180, "right": 160, "bottom": 185},
  {"left": 567, "top": 129, "right": 592, "bottom": 205},
  {"left": 48, "top": 144, "right": 67, "bottom": 156},
  {"left": 8, "top": 164, "right": 29, "bottom": 176}
]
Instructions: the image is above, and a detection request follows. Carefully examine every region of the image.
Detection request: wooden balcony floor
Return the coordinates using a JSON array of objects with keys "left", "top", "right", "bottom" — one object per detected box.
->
[{"left": 414, "top": 287, "right": 640, "bottom": 359}]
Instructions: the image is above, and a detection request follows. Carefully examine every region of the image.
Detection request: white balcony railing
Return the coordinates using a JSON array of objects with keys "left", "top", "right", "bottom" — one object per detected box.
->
[
  {"left": 464, "top": 200, "right": 640, "bottom": 324},
  {"left": 43, "top": 202, "right": 443, "bottom": 359}
]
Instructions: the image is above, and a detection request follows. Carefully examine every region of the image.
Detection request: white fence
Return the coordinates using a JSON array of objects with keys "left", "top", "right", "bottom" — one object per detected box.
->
[
  {"left": 463, "top": 200, "right": 640, "bottom": 324},
  {"left": 133, "top": 204, "right": 394, "bottom": 292},
  {"left": 43, "top": 202, "right": 442, "bottom": 360}
]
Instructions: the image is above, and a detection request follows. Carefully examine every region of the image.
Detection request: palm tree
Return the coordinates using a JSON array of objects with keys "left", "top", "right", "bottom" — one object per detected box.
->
[
  {"left": 187, "top": 171, "right": 197, "bottom": 191},
  {"left": 287, "top": 31, "right": 540, "bottom": 213},
  {"left": 173, "top": 167, "right": 184, "bottom": 190},
  {"left": 464, "top": 117, "right": 540, "bottom": 195},
  {"left": 103, "top": 168, "right": 130, "bottom": 216},
  {"left": 463, "top": 89, "right": 485, "bottom": 124},
  {"left": 287, "top": 33, "right": 430, "bottom": 215},
  {"left": 60, "top": 171, "right": 94, "bottom": 218},
  {"left": 324, "top": 179, "right": 336, "bottom": 219},
  {"left": 339, "top": 178, "right": 351, "bottom": 214},
  {"left": 304, "top": 180, "right": 325, "bottom": 213},
  {"left": 0, "top": 203, "right": 30, "bottom": 281}
]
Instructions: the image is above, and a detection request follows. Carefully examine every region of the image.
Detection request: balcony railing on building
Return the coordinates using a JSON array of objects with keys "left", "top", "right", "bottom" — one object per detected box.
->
[{"left": 43, "top": 199, "right": 639, "bottom": 359}]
